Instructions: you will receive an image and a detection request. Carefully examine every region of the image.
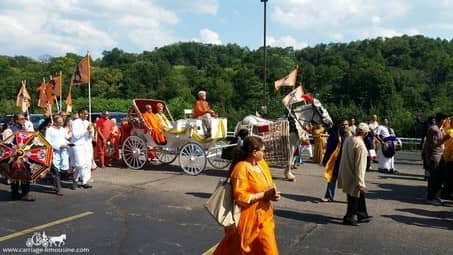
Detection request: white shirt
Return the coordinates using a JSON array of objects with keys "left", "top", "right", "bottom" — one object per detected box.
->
[
  {"left": 369, "top": 121, "right": 379, "bottom": 134},
  {"left": 45, "top": 126, "right": 69, "bottom": 151},
  {"left": 377, "top": 125, "right": 393, "bottom": 138},
  {"left": 24, "top": 120, "right": 34, "bottom": 131},
  {"left": 71, "top": 119, "right": 92, "bottom": 145}
]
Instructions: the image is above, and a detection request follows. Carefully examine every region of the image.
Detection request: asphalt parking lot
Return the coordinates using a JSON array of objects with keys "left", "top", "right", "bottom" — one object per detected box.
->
[{"left": 0, "top": 151, "right": 452, "bottom": 255}]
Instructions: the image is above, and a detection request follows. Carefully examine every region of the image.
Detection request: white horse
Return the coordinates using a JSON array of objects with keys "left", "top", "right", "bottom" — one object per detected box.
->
[
  {"left": 292, "top": 98, "right": 333, "bottom": 128},
  {"left": 234, "top": 98, "right": 333, "bottom": 134},
  {"left": 49, "top": 234, "right": 66, "bottom": 247}
]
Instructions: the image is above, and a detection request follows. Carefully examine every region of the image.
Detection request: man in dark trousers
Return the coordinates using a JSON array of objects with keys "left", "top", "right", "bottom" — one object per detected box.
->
[
  {"left": 321, "top": 119, "right": 351, "bottom": 202},
  {"left": 338, "top": 123, "right": 371, "bottom": 226},
  {"left": 423, "top": 112, "right": 451, "bottom": 205}
]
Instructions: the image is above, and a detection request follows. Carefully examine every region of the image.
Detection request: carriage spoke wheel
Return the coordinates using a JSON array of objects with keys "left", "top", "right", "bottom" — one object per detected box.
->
[
  {"left": 156, "top": 147, "right": 178, "bottom": 164},
  {"left": 179, "top": 143, "right": 206, "bottom": 175},
  {"left": 121, "top": 136, "right": 148, "bottom": 169},
  {"left": 207, "top": 141, "right": 231, "bottom": 169}
]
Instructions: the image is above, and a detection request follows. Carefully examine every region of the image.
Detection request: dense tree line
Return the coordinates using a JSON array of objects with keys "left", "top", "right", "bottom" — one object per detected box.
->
[{"left": 0, "top": 35, "right": 452, "bottom": 136}]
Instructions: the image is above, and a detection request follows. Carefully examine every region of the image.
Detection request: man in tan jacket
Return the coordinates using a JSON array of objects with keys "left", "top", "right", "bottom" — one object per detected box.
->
[{"left": 338, "top": 122, "right": 371, "bottom": 226}]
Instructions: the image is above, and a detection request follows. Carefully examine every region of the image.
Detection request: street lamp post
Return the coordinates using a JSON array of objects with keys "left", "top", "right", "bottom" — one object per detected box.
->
[{"left": 261, "top": 0, "right": 268, "bottom": 114}]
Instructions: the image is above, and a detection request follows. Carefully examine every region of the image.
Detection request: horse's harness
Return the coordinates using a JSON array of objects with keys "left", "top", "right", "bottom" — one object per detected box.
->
[{"left": 293, "top": 104, "right": 323, "bottom": 125}]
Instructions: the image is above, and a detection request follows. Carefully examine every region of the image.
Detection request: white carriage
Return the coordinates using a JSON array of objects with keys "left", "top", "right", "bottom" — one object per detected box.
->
[{"left": 120, "top": 99, "right": 231, "bottom": 175}]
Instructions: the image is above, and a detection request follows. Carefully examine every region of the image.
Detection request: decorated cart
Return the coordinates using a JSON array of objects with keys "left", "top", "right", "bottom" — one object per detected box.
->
[{"left": 120, "top": 99, "right": 231, "bottom": 175}]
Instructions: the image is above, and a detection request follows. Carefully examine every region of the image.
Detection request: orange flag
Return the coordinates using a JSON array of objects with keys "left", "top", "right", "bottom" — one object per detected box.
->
[
  {"left": 274, "top": 66, "right": 298, "bottom": 92},
  {"left": 282, "top": 85, "right": 304, "bottom": 107},
  {"left": 45, "top": 80, "right": 56, "bottom": 105},
  {"left": 65, "top": 87, "right": 72, "bottom": 113},
  {"left": 16, "top": 80, "right": 31, "bottom": 112},
  {"left": 36, "top": 79, "right": 48, "bottom": 108},
  {"left": 71, "top": 55, "right": 90, "bottom": 86},
  {"left": 51, "top": 75, "right": 62, "bottom": 96}
]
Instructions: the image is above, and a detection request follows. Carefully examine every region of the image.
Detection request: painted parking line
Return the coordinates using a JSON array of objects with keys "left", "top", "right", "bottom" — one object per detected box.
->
[
  {"left": 0, "top": 211, "right": 94, "bottom": 242},
  {"left": 202, "top": 242, "right": 218, "bottom": 255}
]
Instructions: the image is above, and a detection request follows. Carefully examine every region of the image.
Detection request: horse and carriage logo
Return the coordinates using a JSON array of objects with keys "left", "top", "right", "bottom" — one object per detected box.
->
[{"left": 25, "top": 232, "right": 67, "bottom": 248}]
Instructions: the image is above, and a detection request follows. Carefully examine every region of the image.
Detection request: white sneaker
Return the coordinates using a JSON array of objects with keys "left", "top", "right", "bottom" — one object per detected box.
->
[{"left": 285, "top": 172, "right": 296, "bottom": 181}]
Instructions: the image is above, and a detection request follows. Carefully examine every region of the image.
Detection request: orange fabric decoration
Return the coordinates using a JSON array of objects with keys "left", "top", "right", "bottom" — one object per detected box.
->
[
  {"left": 324, "top": 139, "right": 341, "bottom": 182},
  {"left": 143, "top": 111, "right": 167, "bottom": 144}
]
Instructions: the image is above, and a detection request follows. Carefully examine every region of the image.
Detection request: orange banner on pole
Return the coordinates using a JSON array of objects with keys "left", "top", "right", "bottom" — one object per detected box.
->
[
  {"left": 51, "top": 75, "right": 62, "bottom": 96},
  {"left": 71, "top": 55, "right": 90, "bottom": 86},
  {"left": 274, "top": 66, "right": 298, "bottom": 92},
  {"left": 282, "top": 85, "right": 304, "bottom": 107},
  {"left": 36, "top": 79, "right": 48, "bottom": 109},
  {"left": 16, "top": 80, "right": 31, "bottom": 112},
  {"left": 46, "top": 80, "right": 56, "bottom": 105},
  {"left": 65, "top": 87, "right": 72, "bottom": 113}
]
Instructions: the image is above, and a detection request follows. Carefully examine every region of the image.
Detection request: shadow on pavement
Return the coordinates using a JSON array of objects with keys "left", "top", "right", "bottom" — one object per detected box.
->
[
  {"left": 185, "top": 192, "right": 211, "bottom": 199},
  {"left": 382, "top": 214, "right": 453, "bottom": 230},
  {"left": 275, "top": 209, "right": 341, "bottom": 225},
  {"left": 143, "top": 163, "right": 183, "bottom": 173},
  {"left": 396, "top": 208, "right": 453, "bottom": 219},
  {"left": 203, "top": 169, "right": 229, "bottom": 178},
  {"left": 378, "top": 175, "right": 424, "bottom": 182},
  {"left": 367, "top": 182, "right": 427, "bottom": 205},
  {"left": 282, "top": 193, "right": 328, "bottom": 204},
  {"left": 0, "top": 188, "right": 11, "bottom": 201},
  {"left": 31, "top": 183, "right": 57, "bottom": 194}
]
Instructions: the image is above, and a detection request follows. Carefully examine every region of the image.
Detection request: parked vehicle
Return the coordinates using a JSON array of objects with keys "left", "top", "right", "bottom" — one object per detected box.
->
[{"left": 0, "top": 114, "right": 44, "bottom": 130}]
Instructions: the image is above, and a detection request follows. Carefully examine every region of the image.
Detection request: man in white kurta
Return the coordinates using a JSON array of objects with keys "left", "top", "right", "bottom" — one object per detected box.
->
[
  {"left": 71, "top": 109, "right": 94, "bottom": 189},
  {"left": 337, "top": 123, "right": 370, "bottom": 226},
  {"left": 376, "top": 118, "right": 396, "bottom": 173},
  {"left": 45, "top": 116, "right": 69, "bottom": 195}
]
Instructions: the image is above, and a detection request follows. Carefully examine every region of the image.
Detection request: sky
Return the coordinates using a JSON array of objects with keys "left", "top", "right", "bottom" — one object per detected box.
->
[{"left": 0, "top": 0, "right": 452, "bottom": 59}]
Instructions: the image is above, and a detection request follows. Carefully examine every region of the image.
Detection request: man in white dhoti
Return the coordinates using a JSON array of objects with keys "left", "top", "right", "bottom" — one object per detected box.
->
[
  {"left": 71, "top": 109, "right": 94, "bottom": 189},
  {"left": 45, "top": 116, "right": 69, "bottom": 196},
  {"left": 376, "top": 118, "right": 397, "bottom": 174}
]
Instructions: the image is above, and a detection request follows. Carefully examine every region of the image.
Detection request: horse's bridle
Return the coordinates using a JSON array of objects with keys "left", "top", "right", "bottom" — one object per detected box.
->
[{"left": 293, "top": 104, "right": 318, "bottom": 124}]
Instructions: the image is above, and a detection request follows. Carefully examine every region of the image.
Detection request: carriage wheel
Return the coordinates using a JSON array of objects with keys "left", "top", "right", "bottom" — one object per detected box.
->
[
  {"left": 121, "top": 136, "right": 147, "bottom": 169},
  {"left": 179, "top": 143, "right": 206, "bottom": 175},
  {"left": 156, "top": 147, "right": 178, "bottom": 164},
  {"left": 207, "top": 142, "right": 231, "bottom": 169}
]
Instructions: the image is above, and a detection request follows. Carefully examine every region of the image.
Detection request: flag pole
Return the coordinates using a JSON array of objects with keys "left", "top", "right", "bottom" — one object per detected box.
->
[
  {"left": 59, "top": 71, "right": 62, "bottom": 112},
  {"left": 25, "top": 80, "right": 30, "bottom": 118},
  {"left": 87, "top": 52, "right": 92, "bottom": 121}
]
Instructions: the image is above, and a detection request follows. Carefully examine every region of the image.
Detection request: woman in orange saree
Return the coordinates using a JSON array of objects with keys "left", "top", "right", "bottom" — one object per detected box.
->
[{"left": 214, "top": 136, "right": 280, "bottom": 255}]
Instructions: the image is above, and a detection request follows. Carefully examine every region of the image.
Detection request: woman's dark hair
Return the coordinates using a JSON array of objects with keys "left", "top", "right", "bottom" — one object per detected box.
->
[
  {"left": 237, "top": 128, "right": 249, "bottom": 140},
  {"left": 228, "top": 136, "right": 264, "bottom": 177},
  {"left": 435, "top": 112, "right": 449, "bottom": 123}
]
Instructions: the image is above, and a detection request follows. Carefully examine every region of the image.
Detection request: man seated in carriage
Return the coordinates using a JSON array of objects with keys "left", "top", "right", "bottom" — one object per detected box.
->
[
  {"left": 193, "top": 90, "right": 217, "bottom": 137},
  {"left": 155, "top": 102, "right": 173, "bottom": 131},
  {"left": 143, "top": 104, "right": 167, "bottom": 145}
]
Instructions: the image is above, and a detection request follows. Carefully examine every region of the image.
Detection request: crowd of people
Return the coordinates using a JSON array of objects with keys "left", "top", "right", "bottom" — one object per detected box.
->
[
  {"left": 0, "top": 90, "right": 219, "bottom": 202},
  {"left": 0, "top": 109, "right": 122, "bottom": 201},
  {"left": 0, "top": 93, "right": 451, "bottom": 254},
  {"left": 212, "top": 111, "right": 452, "bottom": 254}
]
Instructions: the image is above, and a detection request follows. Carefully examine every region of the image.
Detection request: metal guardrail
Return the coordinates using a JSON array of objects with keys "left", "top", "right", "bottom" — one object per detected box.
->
[
  {"left": 399, "top": 137, "right": 421, "bottom": 145},
  {"left": 227, "top": 130, "right": 422, "bottom": 147}
]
